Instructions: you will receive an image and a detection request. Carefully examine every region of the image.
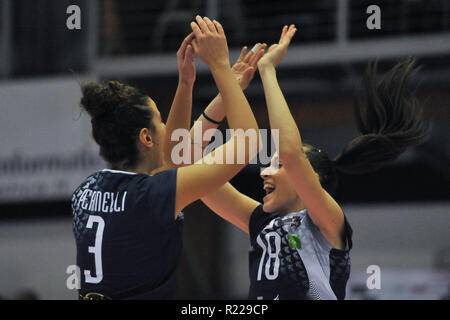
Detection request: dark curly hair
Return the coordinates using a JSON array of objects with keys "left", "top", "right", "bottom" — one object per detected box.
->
[
  {"left": 80, "top": 81, "right": 155, "bottom": 169},
  {"left": 306, "top": 58, "right": 431, "bottom": 196}
]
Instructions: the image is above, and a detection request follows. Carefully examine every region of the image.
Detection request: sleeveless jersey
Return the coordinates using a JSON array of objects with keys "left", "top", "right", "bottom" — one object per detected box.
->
[
  {"left": 248, "top": 205, "right": 352, "bottom": 300},
  {"left": 71, "top": 168, "right": 183, "bottom": 299}
]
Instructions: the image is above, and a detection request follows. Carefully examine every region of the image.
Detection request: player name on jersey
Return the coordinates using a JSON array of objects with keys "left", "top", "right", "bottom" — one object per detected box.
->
[{"left": 76, "top": 189, "right": 127, "bottom": 213}]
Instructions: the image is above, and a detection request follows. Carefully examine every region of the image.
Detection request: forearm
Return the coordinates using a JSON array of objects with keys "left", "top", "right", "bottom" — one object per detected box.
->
[
  {"left": 190, "top": 94, "right": 225, "bottom": 148},
  {"left": 202, "top": 65, "right": 261, "bottom": 161},
  {"left": 164, "top": 81, "right": 194, "bottom": 166},
  {"left": 203, "top": 94, "right": 226, "bottom": 125},
  {"left": 258, "top": 63, "right": 303, "bottom": 159},
  {"left": 210, "top": 64, "right": 258, "bottom": 133}
]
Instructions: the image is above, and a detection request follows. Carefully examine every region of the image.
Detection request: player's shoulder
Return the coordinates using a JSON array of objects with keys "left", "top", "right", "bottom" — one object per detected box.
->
[
  {"left": 304, "top": 209, "right": 353, "bottom": 252},
  {"left": 73, "top": 170, "right": 103, "bottom": 193},
  {"left": 73, "top": 169, "right": 138, "bottom": 195},
  {"left": 131, "top": 168, "right": 178, "bottom": 191}
]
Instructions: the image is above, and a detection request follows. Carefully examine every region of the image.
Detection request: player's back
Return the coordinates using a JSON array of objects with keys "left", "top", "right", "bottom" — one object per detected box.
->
[{"left": 71, "top": 168, "right": 183, "bottom": 300}]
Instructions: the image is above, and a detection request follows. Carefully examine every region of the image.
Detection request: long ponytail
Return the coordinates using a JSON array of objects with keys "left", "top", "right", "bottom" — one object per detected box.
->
[{"left": 333, "top": 58, "right": 431, "bottom": 175}]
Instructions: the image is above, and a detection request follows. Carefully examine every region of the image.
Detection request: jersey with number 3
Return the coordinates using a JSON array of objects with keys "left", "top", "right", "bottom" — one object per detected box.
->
[
  {"left": 248, "top": 205, "right": 352, "bottom": 300},
  {"left": 71, "top": 168, "right": 182, "bottom": 299}
]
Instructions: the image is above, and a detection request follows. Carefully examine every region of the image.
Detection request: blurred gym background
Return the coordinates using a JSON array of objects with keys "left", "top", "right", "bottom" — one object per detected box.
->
[{"left": 0, "top": 0, "right": 449, "bottom": 300}]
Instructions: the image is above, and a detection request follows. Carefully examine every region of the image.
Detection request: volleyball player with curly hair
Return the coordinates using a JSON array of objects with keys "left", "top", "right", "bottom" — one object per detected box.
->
[{"left": 72, "top": 17, "right": 262, "bottom": 300}]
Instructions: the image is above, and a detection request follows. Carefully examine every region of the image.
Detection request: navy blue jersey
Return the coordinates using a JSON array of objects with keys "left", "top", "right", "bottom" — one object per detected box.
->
[
  {"left": 71, "top": 168, "right": 183, "bottom": 300},
  {"left": 248, "top": 205, "right": 352, "bottom": 300}
]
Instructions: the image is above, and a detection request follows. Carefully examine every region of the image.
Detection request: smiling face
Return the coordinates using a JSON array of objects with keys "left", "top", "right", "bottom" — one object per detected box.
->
[{"left": 260, "top": 151, "right": 305, "bottom": 215}]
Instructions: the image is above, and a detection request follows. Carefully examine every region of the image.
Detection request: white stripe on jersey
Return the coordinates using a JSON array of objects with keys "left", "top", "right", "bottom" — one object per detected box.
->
[{"left": 102, "top": 169, "right": 137, "bottom": 175}]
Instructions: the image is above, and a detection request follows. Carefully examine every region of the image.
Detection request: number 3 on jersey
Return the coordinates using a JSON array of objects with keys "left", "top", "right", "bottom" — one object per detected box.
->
[
  {"left": 84, "top": 215, "right": 105, "bottom": 284},
  {"left": 256, "top": 231, "right": 281, "bottom": 281}
]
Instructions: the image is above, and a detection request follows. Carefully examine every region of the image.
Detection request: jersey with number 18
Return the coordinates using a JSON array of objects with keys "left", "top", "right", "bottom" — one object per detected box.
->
[{"left": 248, "top": 205, "right": 353, "bottom": 300}]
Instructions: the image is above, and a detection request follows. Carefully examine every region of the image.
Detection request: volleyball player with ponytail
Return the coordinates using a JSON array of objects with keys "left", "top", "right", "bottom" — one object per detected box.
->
[{"left": 197, "top": 25, "right": 430, "bottom": 300}]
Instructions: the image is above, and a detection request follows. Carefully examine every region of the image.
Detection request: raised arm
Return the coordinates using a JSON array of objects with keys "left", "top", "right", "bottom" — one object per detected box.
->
[
  {"left": 175, "top": 17, "right": 262, "bottom": 216},
  {"left": 258, "top": 25, "right": 345, "bottom": 248},
  {"left": 162, "top": 33, "right": 196, "bottom": 169},
  {"left": 190, "top": 44, "right": 266, "bottom": 160},
  {"left": 189, "top": 17, "right": 259, "bottom": 135},
  {"left": 189, "top": 44, "right": 267, "bottom": 233}
]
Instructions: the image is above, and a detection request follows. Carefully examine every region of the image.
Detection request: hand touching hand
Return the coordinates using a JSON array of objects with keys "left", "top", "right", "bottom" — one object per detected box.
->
[
  {"left": 232, "top": 43, "right": 267, "bottom": 90},
  {"left": 190, "top": 16, "right": 230, "bottom": 69},
  {"left": 177, "top": 33, "right": 196, "bottom": 85},
  {"left": 258, "top": 25, "right": 297, "bottom": 68}
]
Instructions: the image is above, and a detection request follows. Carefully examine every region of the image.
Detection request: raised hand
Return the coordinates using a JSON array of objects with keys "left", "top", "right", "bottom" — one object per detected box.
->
[
  {"left": 190, "top": 16, "right": 230, "bottom": 69},
  {"left": 232, "top": 43, "right": 267, "bottom": 90},
  {"left": 177, "top": 33, "right": 196, "bottom": 85},
  {"left": 258, "top": 25, "right": 297, "bottom": 68}
]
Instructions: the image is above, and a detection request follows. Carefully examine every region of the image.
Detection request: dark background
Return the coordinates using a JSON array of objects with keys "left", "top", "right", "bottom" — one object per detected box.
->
[{"left": 0, "top": 0, "right": 449, "bottom": 299}]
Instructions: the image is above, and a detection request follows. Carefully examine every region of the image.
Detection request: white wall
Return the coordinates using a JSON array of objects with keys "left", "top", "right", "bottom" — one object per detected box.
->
[
  {"left": 0, "top": 76, "right": 104, "bottom": 204},
  {"left": 0, "top": 218, "right": 77, "bottom": 300}
]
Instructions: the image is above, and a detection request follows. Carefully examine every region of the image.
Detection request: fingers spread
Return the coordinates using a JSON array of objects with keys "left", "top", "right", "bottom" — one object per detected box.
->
[
  {"left": 190, "top": 22, "right": 202, "bottom": 38},
  {"left": 284, "top": 25, "right": 297, "bottom": 42},
  {"left": 280, "top": 25, "right": 288, "bottom": 43},
  {"left": 237, "top": 46, "right": 248, "bottom": 63},
  {"left": 242, "top": 45, "right": 257, "bottom": 64},
  {"left": 278, "top": 24, "right": 297, "bottom": 47},
  {"left": 288, "top": 25, "right": 298, "bottom": 38},
  {"left": 249, "top": 44, "right": 267, "bottom": 66},
  {"left": 203, "top": 17, "right": 217, "bottom": 33},
  {"left": 213, "top": 20, "right": 225, "bottom": 36},
  {"left": 196, "top": 15, "right": 210, "bottom": 34}
]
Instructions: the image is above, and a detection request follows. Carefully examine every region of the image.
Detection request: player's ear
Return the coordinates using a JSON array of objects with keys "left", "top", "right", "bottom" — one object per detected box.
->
[{"left": 139, "top": 128, "right": 153, "bottom": 147}]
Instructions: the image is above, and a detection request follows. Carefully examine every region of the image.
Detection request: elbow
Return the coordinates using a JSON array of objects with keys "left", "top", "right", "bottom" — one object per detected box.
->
[
  {"left": 278, "top": 147, "right": 304, "bottom": 166},
  {"left": 277, "top": 132, "right": 305, "bottom": 165}
]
